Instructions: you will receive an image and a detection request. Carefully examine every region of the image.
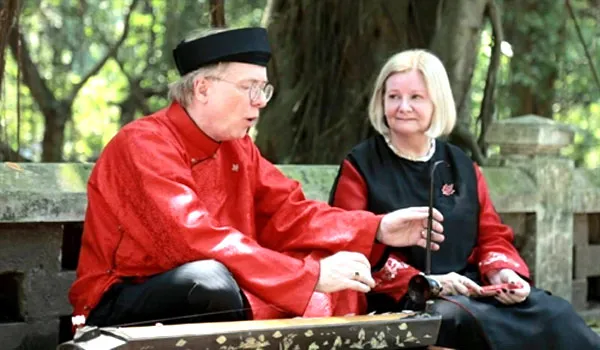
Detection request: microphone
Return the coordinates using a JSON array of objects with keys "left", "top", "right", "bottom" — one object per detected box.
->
[{"left": 407, "top": 160, "right": 449, "bottom": 309}]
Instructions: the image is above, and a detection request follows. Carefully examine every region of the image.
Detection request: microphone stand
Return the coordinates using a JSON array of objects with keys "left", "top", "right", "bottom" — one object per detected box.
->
[{"left": 407, "top": 160, "right": 448, "bottom": 311}]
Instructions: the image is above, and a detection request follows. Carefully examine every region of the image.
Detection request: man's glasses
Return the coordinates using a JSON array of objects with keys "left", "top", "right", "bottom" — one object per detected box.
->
[{"left": 207, "top": 77, "right": 274, "bottom": 103}]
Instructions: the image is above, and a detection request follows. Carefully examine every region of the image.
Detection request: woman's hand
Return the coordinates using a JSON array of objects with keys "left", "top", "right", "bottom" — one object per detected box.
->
[
  {"left": 377, "top": 206, "right": 445, "bottom": 250},
  {"left": 429, "top": 272, "right": 484, "bottom": 297},
  {"left": 486, "top": 268, "right": 530, "bottom": 304}
]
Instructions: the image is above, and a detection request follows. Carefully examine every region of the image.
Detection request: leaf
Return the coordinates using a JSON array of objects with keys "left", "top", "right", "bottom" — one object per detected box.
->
[{"left": 5, "top": 162, "right": 24, "bottom": 172}]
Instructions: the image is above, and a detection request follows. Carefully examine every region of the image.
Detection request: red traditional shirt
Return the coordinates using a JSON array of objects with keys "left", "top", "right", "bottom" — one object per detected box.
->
[{"left": 69, "top": 102, "right": 381, "bottom": 320}]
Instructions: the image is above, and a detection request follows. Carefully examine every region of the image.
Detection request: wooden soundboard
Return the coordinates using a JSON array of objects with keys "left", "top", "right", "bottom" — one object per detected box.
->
[{"left": 57, "top": 311, "right": 441, "bottom": 349}]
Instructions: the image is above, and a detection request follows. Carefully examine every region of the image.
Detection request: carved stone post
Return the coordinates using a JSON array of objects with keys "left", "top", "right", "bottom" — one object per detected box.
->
[{"left": 485, "top": 115, "right": 575, "bottom": 301}]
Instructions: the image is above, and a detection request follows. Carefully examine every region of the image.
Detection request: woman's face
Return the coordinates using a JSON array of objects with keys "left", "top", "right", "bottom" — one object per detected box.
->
[{"left": 383, "top": 70, "right": 434, "bottom": 138}]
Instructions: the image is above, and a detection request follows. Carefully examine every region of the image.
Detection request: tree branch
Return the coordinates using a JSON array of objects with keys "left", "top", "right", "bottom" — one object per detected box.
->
[
  {"left": 209, "top": 0, "right": 226, "bottom": 28},
  {"left": 477, "top": 0, "right": 503, "bottom": 154},
  {"left": 452, "top": 123, "right": 486, "bottom": 165},
  {"left": 110, "top": 53, "right": 163, "bottom": 115},
  {"left": 68, "top": 0, "right": 138, "bottom": 100},
  {"left": 0, "top": 141, "right": 29, "bottom": 161},
  {"left": 260, "top": 0, "right": 274, "bottom": 27},
  {"left": 0, "top": 0, "right": 20, "bottom": 90},
  {"left": 565, "top": 0, "right": 600, "bottom": 94},
  {"left": 8, "top": 26, "right": 58, "bottom": 117}
]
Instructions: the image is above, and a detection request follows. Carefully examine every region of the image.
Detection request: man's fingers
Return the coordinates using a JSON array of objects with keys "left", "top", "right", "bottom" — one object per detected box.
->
[
  {"left": 418, "top": 230, "right": 444, "bottom": 247},
  {"left": 431, "top": 221, "right": 444, "bottom": 234},
  {"left": 340, "top": 251, "right": 371, "bottom": 267},
  {"left": 410, "top": 207, "right": 444, "bottom": 222},
  {"left": 430, "top": 231, "right": 445, "bottom": 243},
  {"left": 419, "top": 227, "right": 444, "bottom": 243},
  {"left": 344, "top": 261, "right": 375, "bottom": 288},
  {"left": 430, "top": 208, "right": 444, "bottom": 222},
  {"left": 345, "top": 280, "right": 371, "bottom": 293},
  {"left": 416, "top": 238, "right": 440, "bottom": 251},
  {"left": 358, "top": 273, "right": 376, "bottom": 289}
]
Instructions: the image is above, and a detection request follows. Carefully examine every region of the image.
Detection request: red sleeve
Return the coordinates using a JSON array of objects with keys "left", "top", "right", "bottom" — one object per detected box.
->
[
  {"left": 330, "top": 160, "right": 420, "bottom": 300},
  {"left": 370, "top": 252, "right": 421, "bottom": 302},
  {"left": 472, "top": 164, "right": 530, "bottom": 280},
  {"left": 253, "top": 151, "right": 382, "bottom": 260},
  {"left": 330, "top": 159, "right": 369, "bottom": 211},
  {"left": 108, "top": 130, "right": 321, "bottom": 316},
  {"left": 328, "top": 159, "right": 385, "bottom": 265}
]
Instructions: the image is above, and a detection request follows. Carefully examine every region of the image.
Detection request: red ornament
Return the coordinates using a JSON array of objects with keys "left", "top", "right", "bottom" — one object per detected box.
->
[{"left": 441, "top": 184, "right": 455, "bottom": 196}]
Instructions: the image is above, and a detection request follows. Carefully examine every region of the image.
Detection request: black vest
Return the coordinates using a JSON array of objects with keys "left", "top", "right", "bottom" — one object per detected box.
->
[{"left": 334, "top": 135, "right": 480, "bottom": 275}]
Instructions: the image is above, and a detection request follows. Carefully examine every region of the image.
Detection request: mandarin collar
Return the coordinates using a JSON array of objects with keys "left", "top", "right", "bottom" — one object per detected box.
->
[{"left": 166, "top": 102, "right": 220, "bottom": 161}]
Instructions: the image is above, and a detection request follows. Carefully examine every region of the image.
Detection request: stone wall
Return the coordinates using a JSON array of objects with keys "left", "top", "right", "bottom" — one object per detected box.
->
[{"left": 1, "top": 116, "right": 599, "bottom": 349}]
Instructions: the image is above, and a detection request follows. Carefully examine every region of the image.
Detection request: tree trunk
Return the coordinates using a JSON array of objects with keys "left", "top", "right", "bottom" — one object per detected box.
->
[
  {"left": 41, "top": 105, "right": 69, "bottom": 162},
  {"left": 501, "top": 0, "right": 567, "bottom": 118},
  {"left": 257, "top": 0, "right": 417, "bottom": 164},
  {"left": 258, "top": 0, "right": 491, "bottom": 164},
  {"left": 209, "top": 0, "right": 226, "bottom": 27},
  {"left": 0, "top": 0, "right": 19, "bottom": 92},
  {"left": 429, "top": 0, "right": 488, "bottom": 163},
  {"left": 119, "top": 96, "right": 137, "bottom": 128},
  {"left": 0, "top": 141, "right": 28, "bottom": 161}
]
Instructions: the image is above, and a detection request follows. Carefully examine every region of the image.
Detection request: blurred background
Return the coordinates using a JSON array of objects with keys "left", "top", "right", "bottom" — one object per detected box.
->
[{"left": 0, "top": 0, "right": 598, "bottom": 167}]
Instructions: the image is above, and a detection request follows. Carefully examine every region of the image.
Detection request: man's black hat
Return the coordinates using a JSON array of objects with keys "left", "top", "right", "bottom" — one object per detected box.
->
[{"left": 173, "top": 27, "right": 271, "bottom": 76}]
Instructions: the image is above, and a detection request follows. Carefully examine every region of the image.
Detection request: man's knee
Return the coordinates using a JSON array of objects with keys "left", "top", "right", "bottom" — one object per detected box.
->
[{"left": 176, "top": 260, "right": 244, "bottom": 310}]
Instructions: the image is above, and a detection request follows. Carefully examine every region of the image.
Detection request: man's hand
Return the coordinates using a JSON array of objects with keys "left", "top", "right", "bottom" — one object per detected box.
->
[
  {"left": 429, "top": 272, "right": 484, "bottom": 297},
  {"left": 486, "top": 268, "right": 530, "bottom": 304},
  {"left": 315, "top": 251, "right": 376, "bottom": 294},
  {"left": 377, "top": 207, "right": 445, "bottom": 250}
]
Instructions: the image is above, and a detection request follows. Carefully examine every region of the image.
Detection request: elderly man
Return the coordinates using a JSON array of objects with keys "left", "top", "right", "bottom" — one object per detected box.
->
[{"left": 69, "top": 27, "right": 445, "bottom": 327}]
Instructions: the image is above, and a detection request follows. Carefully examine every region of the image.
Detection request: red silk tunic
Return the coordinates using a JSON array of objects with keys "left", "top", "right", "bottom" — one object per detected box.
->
[
  {"left": 69, "top": 102, "right": 381, "bottom": 320},
  {"left": 331, "top": 158, "right": 530, "bottom": 308}
]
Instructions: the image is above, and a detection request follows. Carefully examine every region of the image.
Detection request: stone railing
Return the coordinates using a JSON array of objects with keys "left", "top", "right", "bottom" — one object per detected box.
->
[{"left": 1, "top": 115, "right": 599, "bottom": 349}]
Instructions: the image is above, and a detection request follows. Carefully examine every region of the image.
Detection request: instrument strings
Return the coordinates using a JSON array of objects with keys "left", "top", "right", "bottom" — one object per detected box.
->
[{"left": 110, "top": 286, "right": 413, "bottom": 328}]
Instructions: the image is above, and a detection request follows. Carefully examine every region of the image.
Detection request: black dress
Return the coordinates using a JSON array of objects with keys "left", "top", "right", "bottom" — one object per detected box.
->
[{"left": 330, "top": 135, "right": 600, "bottom": 349}]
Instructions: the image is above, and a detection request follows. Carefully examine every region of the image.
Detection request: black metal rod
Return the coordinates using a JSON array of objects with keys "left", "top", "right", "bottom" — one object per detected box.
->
[{"left": 426, "top": 160, "right": 448, "bottom": 275}]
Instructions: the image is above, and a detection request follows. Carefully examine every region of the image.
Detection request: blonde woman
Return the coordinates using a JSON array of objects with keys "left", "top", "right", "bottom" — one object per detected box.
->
[{"left": 330, "top": 49, "right": 600, "bottom": 349}]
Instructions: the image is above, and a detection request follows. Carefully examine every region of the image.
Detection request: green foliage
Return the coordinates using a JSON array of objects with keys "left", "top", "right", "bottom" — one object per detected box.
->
[
  {"left": 226, "top": 0, "right": 266, "bottom": 26},
  {"left": 1, "top": 0, "right": 598, "bottom": 168},
  {"left": 552, "top": 0, "right": 600, "bottom": 168},
  {"left": 2, "top": 0, "right": 266, "bottom": 161},
  {"left": 1, "top": 51, "right": 42, "bottom": 160},
  {"left": 469, "top": 0, "right": 600, "bottom": 167},
  {"left": 67, "top": 60, "right": 125, "bottom": 161}
]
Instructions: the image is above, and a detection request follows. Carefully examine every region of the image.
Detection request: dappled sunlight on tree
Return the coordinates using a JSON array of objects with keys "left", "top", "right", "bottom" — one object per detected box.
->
[{"left": 0, "top": 0, "right": 598, "bottom": 167}]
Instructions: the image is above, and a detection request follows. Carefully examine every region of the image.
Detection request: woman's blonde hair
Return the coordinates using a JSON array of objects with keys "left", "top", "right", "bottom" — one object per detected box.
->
[
  {"left": 168, "top": 28, "right": 230, "bottom": 107},
  {"left": 368, "top": 49, "right": 456, "bottom": 138}
]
